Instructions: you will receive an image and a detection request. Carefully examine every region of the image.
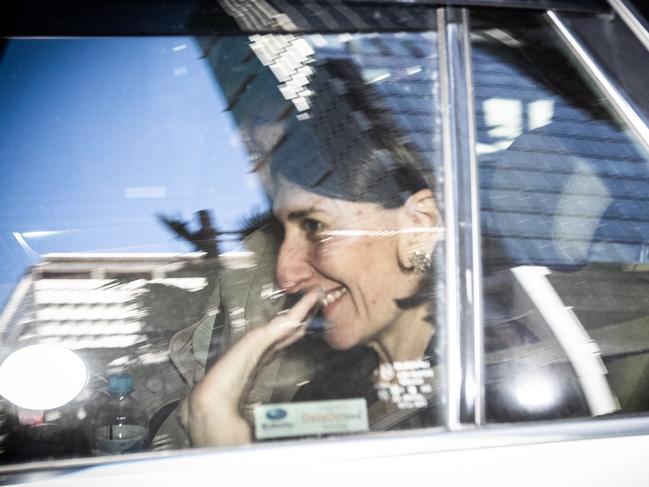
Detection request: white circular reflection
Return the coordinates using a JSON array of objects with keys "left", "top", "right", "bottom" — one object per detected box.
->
[
  {"left": 513, "top": 375, "right": 557, "bottom": 409},
  {"left": 0, "top": 345, "right": 87, "bottom": 410}
]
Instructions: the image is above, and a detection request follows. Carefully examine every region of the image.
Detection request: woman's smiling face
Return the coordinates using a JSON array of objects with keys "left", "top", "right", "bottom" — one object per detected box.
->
[{"left": 272, "top": 178, "right": 421, "bottom": 350}]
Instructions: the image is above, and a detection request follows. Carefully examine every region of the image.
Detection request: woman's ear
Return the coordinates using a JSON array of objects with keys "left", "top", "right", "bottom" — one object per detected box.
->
[{"left": 396, "top": 189, "right": 442, "bottom": 271}]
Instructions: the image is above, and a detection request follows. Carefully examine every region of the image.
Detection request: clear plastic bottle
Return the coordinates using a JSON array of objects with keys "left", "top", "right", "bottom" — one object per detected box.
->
[{"left": 91, "top": 373, "right": 149, "bottom": 456}]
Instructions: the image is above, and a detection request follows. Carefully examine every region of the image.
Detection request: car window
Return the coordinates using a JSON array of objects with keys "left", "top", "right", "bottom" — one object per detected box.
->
[
  {"left": 0, "top": 7, "right": 446, "bottom": 465},
  {"left": 472, "top": 9, "right": 649, "bottom": 421}
]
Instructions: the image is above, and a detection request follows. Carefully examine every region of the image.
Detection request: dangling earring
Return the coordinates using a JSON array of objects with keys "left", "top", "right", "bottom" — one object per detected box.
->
[{"left": 409, "top": 251, "right": 432, "bottom": 274}]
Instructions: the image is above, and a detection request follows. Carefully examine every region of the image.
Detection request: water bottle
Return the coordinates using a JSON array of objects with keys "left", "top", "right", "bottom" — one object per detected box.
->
[{"left": 91, "top": 373, "right": 149, "bottom": 455}]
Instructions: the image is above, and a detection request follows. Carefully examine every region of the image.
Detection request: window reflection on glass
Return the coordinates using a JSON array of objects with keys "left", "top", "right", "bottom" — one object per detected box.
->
[
  {"left": 473, "top": 10, "right": 649, "bottom": 422},
  {"left": 0, "top": 25, "right": 444, "bottom": 463}
]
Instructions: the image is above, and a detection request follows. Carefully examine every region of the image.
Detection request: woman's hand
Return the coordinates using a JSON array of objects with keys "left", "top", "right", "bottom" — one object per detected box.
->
[{"left": 178, "top": 288, "right": 323, "bottom": 447}]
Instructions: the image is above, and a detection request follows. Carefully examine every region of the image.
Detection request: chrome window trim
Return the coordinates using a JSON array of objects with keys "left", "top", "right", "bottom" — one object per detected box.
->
[
  {"left": 439, "top": 6, "right": 483, "bottom": 429},
  {"left": 461, "top": 8, "right": 485, "bottom": 426},
  {"left": 606, "top": 0, "right": 649, "bottom": 53},
  {"left": 438, "top": 6, "right": 462, "bottom": 431},
  {"left": 547, "top": 10, "right": 649, "bottom": 155}
]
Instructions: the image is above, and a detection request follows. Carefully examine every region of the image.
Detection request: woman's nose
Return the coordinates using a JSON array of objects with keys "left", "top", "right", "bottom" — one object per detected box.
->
[{"left": 276, "top": 235, "right": 313, "bottom": 293}]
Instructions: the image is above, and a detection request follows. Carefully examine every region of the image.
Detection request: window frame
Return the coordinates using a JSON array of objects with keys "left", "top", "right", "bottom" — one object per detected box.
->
[
  {"left": 1, "top": 0, "right": 649, "bottom": 477},
  {"left": 461, "top": 1, "right": 649, "bottom": 428}
]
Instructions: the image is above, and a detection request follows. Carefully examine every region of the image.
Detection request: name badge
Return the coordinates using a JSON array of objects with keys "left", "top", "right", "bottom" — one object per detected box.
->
[{"left": 254, "top": 398, "right": 369, "bottom": 440}]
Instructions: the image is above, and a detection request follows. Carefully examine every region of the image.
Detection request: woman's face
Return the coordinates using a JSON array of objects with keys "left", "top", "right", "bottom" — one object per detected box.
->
[{"left": 272, "top": 178, "right": 422, "bottom": 350}]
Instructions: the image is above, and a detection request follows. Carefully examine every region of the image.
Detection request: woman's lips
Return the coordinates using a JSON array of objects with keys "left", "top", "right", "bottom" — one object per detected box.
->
[{"left": 321, "top": 287, "right": 347, "bottom": 310}]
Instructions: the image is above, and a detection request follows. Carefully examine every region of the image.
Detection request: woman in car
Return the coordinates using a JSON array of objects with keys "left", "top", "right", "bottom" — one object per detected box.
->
[{"left": 179, "top": 59, "right": 443, "bottom": 447}]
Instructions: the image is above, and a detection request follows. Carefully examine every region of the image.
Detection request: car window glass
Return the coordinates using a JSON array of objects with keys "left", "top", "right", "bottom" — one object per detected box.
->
[
  {"left": 472, "top": 9, "right": 649, "bottom": 422},
  {"left": 0, "top": 16, "right": 445, "bottom": 465}
]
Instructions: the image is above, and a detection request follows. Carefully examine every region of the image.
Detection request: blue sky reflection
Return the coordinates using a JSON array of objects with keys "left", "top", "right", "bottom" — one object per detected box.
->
[{"left": 0, "top": 37, "right": 266, "bottom": 307}]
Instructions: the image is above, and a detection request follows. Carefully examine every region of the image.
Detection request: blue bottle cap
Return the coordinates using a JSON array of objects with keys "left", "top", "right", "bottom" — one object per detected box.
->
[{"left": 107, "top": 373, "right": 133, "bottom": 394}]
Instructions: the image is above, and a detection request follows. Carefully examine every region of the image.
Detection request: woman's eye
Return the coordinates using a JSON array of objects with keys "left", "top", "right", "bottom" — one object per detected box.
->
[{"left": 301, "top": 219, "right": 325, "bottom": 240}]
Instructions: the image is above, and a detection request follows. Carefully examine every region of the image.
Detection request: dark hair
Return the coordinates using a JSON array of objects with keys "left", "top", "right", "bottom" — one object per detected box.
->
[{"left": 268, "top": 58, "right": 433, "bottom": 209}]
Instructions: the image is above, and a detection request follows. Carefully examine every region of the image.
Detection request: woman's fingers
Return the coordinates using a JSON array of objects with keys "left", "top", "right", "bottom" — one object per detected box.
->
[
  {"left": 199, "top": 288, "right": 323, "bottom": 395},
  {"left": 284, "top": 288, "right": 324, "bottom": 323},
  {"left": 182, "top": 288, "right": 324, "bottom": 447},
  {"left": 256, "top": 288, "right": 323, "bottom": 350},
  {"left": 266, "top": 324, "right": 307, "bottom": 357},
  {"left": 254, "top": 288, "right": 324, "bottom": 366}
]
